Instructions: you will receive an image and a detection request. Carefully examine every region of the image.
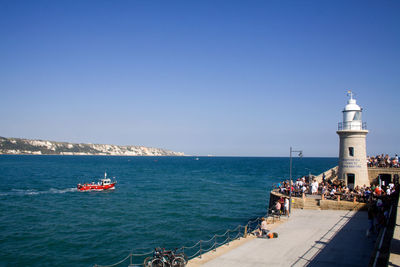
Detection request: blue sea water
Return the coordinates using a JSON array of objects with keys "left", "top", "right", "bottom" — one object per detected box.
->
[{"left": 0, "top": 155, "right": 337, "bottom": 267}]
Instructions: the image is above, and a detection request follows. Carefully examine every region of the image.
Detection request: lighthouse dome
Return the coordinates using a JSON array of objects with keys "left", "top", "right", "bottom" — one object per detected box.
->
[
  {"left": 340, "top": 91, "right": 365, "bottom": 130},
  {"left": 344, "top": 98, "right": 361, "bottom": 112}
]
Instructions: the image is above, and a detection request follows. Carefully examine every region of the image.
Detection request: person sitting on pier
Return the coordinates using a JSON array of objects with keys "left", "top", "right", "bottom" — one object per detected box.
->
[
  {"left": 329, "top": 187, "right": 337, "bottom": 200},
  {"left": 279, "top": 182, "right": 287, "bottom": 194},
  {"left": 342, "top": 186, "right": 351, "bottom": 201},
  {"left": 257, "top": 217, "right": 269, "bottom": 237},
  {"left": 301, "top": 183, "right": 307, "bottom": 195},
  {"left": 296, "top": 178, "right": 303, "bottom": 188},
  {"left": 321, "top": 185, "right": 328, "bottom": 198},
  {"left": 367, "top": 153, "right": 400, "bottom": 168}
]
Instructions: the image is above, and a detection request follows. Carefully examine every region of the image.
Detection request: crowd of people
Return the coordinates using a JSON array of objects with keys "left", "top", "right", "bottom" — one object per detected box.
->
[
  {"left": 272, "top": 182, "right": 396, "bottom": 234},
  {"left": 368, "top": 154, "right": 399, "bottom": 168},
  {"left": 367, "top": 196, "right": 393, "bottom": 237},
  {"left": 272, "top": 176, "right": 398, "bottom": 237},
  {"left": 270, "top": 161, "right": 399, "bottom": 243},
  {"left": 274, "top": 175, "right": 397, "bottom": 204},
  {"left": 271, "top": 196, "right": 290, "bottom": 215}
]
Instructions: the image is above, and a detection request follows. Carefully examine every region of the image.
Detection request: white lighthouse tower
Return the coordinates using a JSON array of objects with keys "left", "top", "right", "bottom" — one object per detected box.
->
[{"left": 337, "top": 91, "right": 369, "bottom": 188}]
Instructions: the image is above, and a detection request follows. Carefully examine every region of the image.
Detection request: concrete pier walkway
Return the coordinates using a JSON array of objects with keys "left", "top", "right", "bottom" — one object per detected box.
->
[{"left": 198, "top": 209, "right": 374, "bottom": 267}]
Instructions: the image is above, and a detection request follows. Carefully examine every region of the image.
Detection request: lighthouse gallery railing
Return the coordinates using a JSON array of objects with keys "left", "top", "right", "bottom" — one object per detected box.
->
[{"left": 338, "top": 122, "right": 367, "bottom": 131}]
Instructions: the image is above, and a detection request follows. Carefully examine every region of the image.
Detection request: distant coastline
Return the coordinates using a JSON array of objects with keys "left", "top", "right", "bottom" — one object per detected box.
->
[{"left": 0, "top": 137, "right": 185, "bottom": 156}]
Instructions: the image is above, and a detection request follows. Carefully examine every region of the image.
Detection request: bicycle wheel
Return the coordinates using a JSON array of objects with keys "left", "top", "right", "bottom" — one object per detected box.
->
[
  {"left": 151, "top": 258, "right": 165, "bottom": 267},
  {"left": 176, "top": 253, "right": 188, "bottom": 262},
  {"left": 172, "top": 256, "right": 186, "bottom": 267},
  {"left": 143, "top": 257, "right": 152, "bottom": 267}
]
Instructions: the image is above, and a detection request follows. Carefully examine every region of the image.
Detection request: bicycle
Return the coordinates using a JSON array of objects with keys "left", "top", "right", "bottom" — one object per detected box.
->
[
  {"left": 168, "top": 248, "right": 186, "bottom": 267},
  {"left": 144, "top": 247, "right": 187, "bottom": 267}
]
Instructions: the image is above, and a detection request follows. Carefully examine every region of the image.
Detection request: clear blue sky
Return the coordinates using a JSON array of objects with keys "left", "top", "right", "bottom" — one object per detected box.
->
[{"left": 0, "top": 0, "right": 399, "bottom": 156}]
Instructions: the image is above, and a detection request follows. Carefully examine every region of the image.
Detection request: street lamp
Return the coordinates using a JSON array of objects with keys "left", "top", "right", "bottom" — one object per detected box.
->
[{"left": 289, "top": 146, "right": 303, "bottom": 216}]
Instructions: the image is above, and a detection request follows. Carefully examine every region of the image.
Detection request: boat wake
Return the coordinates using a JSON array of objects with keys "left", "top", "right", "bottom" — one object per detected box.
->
[{"left": 0, "top": 188, "right": 77, "bottom": 196}]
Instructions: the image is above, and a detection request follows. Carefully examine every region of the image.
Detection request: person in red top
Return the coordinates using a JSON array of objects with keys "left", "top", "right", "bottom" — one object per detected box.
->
[{"left": 374, "top": 185, "right": 382, "bottom": 196}]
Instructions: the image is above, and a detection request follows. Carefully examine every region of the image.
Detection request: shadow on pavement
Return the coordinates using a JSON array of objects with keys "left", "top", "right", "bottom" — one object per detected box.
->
[{"left": 297, "top": 210, "right": 375, "bottom": 267}]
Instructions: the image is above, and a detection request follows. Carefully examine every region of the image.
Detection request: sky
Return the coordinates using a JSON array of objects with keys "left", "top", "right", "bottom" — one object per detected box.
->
[{"left": 0, "top": 0, "right": 399, "bottom": 157}]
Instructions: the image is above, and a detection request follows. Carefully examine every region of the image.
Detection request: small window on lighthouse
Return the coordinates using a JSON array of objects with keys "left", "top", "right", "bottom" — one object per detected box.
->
[{"left": 349, "top": 147, "right": 354, "bottom": 157}]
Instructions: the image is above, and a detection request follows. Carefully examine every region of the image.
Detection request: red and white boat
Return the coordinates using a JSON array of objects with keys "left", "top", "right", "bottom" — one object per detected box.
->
[{"left": 77, "top": 172, "right": 117, "bottom": 191}]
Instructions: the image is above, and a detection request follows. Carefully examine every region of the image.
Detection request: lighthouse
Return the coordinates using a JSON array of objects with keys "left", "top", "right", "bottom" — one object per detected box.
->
[{"left": 337, "top": 91, "right": 369, "bottom": 188}]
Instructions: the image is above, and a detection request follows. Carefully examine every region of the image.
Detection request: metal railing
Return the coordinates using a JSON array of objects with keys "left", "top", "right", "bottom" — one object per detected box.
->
[
  {"left": 94, "top": 250, "right": 153, "bottom": 267},
  {"left": 338, "top": 122, "right": 367, "bottom": 131},
  {"left": 93, "top": 214, "right": 273, "bottom": 267}
]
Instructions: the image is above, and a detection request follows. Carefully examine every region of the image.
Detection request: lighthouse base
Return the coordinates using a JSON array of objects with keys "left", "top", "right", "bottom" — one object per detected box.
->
[{"left": 337, "top": 130, "right": 369, "bottom": 188}]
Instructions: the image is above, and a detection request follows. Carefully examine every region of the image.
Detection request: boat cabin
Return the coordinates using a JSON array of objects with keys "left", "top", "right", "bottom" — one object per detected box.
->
[{"left": 101, "top": 178, "right": 112, "bottom": 186}]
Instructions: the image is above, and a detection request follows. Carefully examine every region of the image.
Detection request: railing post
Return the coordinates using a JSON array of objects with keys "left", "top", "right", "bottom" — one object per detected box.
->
[
  {"left": 244, "top": 225, "right": 248, "bottom": 238},
  {"left": 130, "top": 252, "right": 132, "bottom": 266},
  {"left": 213, "top": 236, "right": 217, "bottom": 251},
  {"left": 199, "top": 240, "right": 202, "bottom": 259}
]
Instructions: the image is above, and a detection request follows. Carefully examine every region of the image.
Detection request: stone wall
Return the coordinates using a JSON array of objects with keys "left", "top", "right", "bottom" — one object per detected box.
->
[
  {"left": 270, "top": 190, "right": 367, "bottom": 211},
  {"left": 319, "top": 199, "right": 367, "bottom": 211},
  {"left": 368, "top": 168, "right": 400, "bottom": 185},
  {"left": 313, "top": 165, "right": 400, "bottom": 186},
  {"left": 314, "top": 166, "right": 338, "bottom": 183}
]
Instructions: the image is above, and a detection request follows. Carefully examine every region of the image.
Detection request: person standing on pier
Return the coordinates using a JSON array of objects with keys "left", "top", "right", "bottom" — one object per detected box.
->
[
  {"left": 284, "top": 198, "right": 289, "bottom": 215},
  {"left": 311, "top": 179, "right": 319, "bottom": 195}
]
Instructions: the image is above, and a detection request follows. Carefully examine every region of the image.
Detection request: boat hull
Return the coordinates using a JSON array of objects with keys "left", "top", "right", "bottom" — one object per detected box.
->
[{"left": 77, "top": 182, "right": 116, "bottom": 191}]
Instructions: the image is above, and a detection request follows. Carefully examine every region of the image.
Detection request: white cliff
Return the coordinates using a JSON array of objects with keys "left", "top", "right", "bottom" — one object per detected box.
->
[{"left": 0, "top": 137, "right": 185, "bottom": 156}]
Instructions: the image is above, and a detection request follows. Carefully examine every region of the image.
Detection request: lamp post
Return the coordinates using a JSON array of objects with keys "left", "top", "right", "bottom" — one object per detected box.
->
[{"left": 289, "top": 147, "right": 303, "bottom": 216}]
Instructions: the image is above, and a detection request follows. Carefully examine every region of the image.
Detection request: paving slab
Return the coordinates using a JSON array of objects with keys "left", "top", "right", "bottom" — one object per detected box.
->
[{"left": 201, "top": 209, "right": 374, "bottom": 267}]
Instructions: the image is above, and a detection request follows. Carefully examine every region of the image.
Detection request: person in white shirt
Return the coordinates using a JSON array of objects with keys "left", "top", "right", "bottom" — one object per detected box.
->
[
  {"left": 385, "top": 186, "right": 391, "bottom": 195},
  {"left": 311, "top": 180, "right": 319, "bottom": 195},
  {"left": 330, "top": 187, "right": 336, "bottom": 199},
  {"left": 284, "top": 198, "right": 289, "bottom": 215}
]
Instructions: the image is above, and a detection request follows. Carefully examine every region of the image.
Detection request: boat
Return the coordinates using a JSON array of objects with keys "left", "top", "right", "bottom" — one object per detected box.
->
[{"left": 77, "top": 172, "right": 117, "bottom": 191}]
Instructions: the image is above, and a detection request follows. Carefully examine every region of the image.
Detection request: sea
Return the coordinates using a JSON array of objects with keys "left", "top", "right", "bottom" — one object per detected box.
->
[{"left": 0, "top": 155, "right": 337, "bottom": 267}]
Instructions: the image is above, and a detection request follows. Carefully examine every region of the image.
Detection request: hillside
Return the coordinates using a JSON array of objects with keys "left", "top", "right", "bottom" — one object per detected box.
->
[{"left": 0, "top": 137, "right": 185, "bottom": 156}]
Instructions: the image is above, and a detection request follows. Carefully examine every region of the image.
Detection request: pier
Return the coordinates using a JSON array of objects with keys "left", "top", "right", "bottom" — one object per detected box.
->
[
  {"left": 189, "top": 209, "right": 373, "bottom": 267},
  {"left": 187, "top": 165, "right": 400, "bottom": 267}
]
